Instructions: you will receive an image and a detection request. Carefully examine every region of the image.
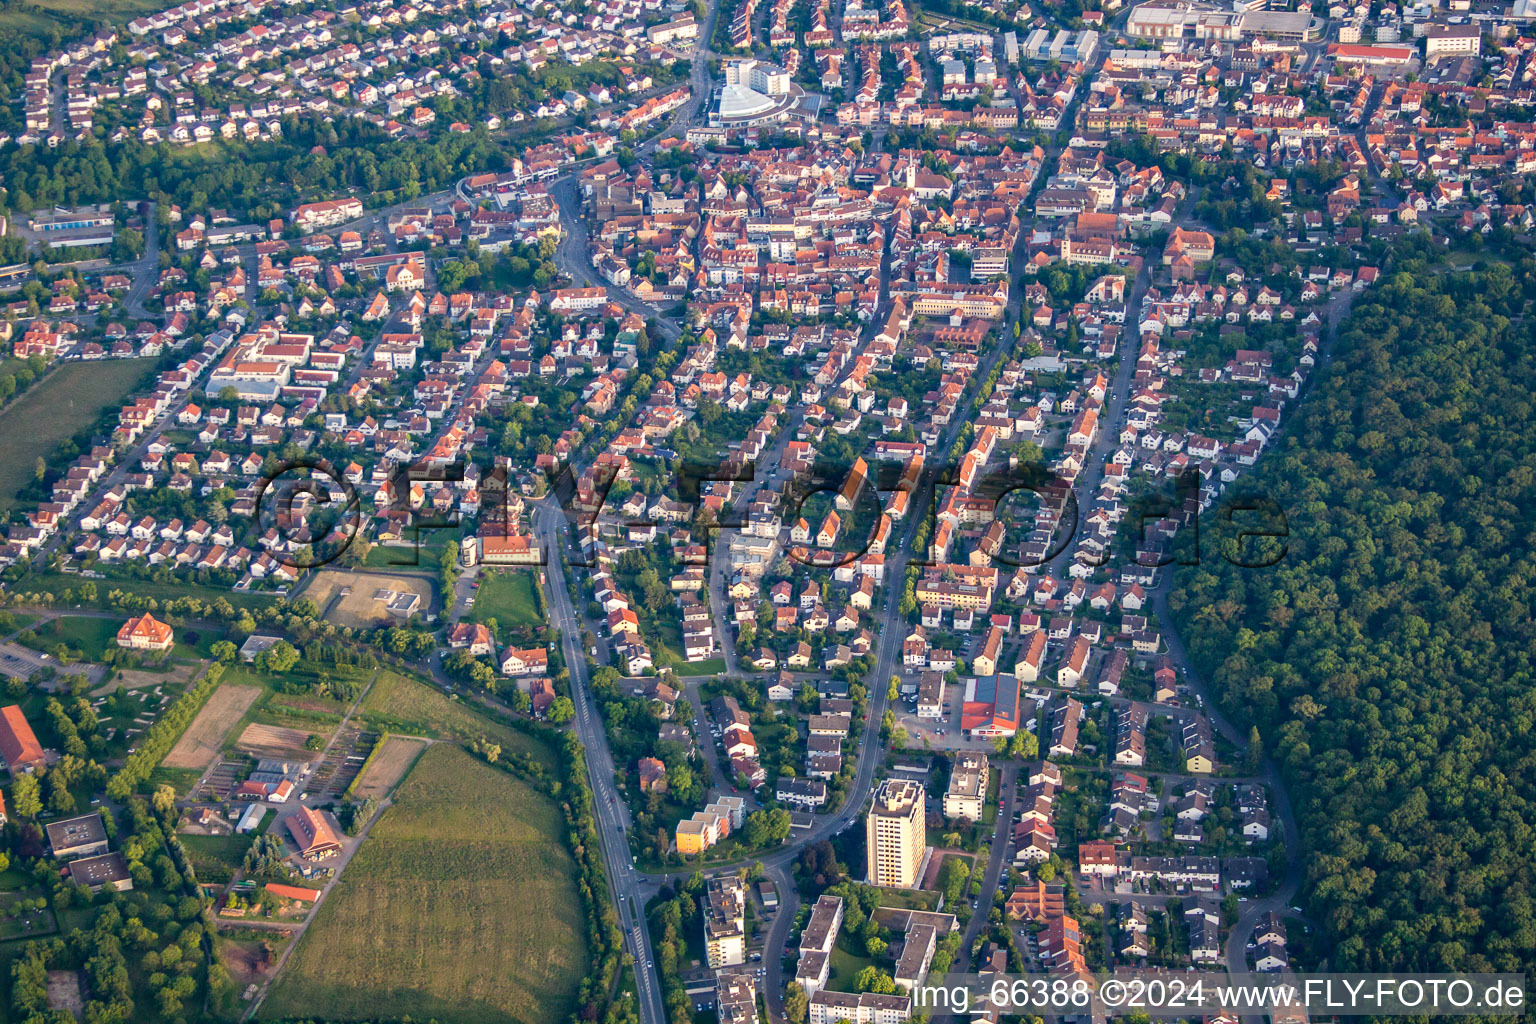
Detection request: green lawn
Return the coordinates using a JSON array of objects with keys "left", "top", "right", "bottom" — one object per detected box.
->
[
  {"left": 172, "top": 625, "right": 231, "bottom": 661},
  {"left": 363, "top": 533, "right": 452, "bottom": 569},
  {"left": 0, "top": 889, "right": 57, "bottom": 942},
  {"left": 653, "top": 617, "right": 718, "bottom": 674},
  {"left": 15, "top": 615, "right": 120, "bottom": 661},
  {"left": 19, "top": 571, "right": 278, "bottom": 612},
  {"left": 0, "top": 0, "right": 164, "bottom": 32},
  {"left": 0, "top": 613, "right": 38, "bottom": 635},
  {"left": 469, "top": 570, "right": 544, "bottom": 632},
  {"left": 827, "top": 944, "right": 877, "bottom": 991},
  {"left": 359, "top": 671, "right": 556, "bottom": 770},
  {"left": 673, "top": 657, "right": 727, "bottom": 677},
  {"left": 0, "top": 360, "right": 153, "bottom": 514},
  {"left": 259, "top": 744, "right": 589, "bottom": 1024},
  {"left": 146, "top": 765, "right": 202, "bottom": 797}
]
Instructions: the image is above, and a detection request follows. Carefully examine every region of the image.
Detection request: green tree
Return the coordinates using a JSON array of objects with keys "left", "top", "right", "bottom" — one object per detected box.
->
[
  {"left": 784, "top": 982, "right": 808, "bottom": 1024},
  {"left": 257, "top": 640, "right": 299, "bottom": 673},
  {"left": 11, "top": 773, "right": 41, "bottom": 817},
  {"left": 1008, "top": 729, "right": 1038, "bottom": 759},
  {"left": 1244, "top": 724, "right": 1264, "bottom": 774},
  {"left": 546, "top": 696, "right": 575, "bottom": 724}
]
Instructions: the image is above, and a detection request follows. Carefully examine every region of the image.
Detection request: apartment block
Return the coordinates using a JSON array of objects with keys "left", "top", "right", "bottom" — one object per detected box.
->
[{"left": 866, "top": 779, "right": 928, "bottom": 888}]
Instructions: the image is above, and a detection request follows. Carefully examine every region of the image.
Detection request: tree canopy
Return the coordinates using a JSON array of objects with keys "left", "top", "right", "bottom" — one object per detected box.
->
[{"left": 1172, "top": 262, "right": 1536, "bottom": 975}]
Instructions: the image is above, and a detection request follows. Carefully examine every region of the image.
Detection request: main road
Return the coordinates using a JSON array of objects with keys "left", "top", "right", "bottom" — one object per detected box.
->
[
  {"left": 523, "top": 32, "right": 1326, "bottom": 1024},
  {"left": 529, "top": 292, "right": 1029, "bottom": 1023},
  {"left": 536, "top": 499, "right": 672, "bottom": 1024}
]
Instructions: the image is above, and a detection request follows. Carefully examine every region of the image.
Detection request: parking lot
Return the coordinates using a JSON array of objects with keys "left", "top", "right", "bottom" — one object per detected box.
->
[
  {"left": 0, "top": 644, "right": 48, "bottom": 680},
  {"left": 892, "top": 670, "right": 993, "bottom": 751},
  {"left": 0, "top": 642, "right": 106, "bottom": 687}
]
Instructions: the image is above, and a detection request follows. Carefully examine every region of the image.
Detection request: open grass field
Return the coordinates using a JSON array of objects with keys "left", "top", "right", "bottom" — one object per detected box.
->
[
  {"left": 673, "top": 656, "right": 727, "bottom": 677},
  {"left": 349, "top": 736, "right": 428, "bottom": 800},
  {"left": 162, "top": 684, "right": 262, "bottom": 770},
  {"left": 146, "top": 764, "right": 203, "bottom": 797},
  {"left": 302, "top": 569, "right": 435, "bottom": 629},
  {"left": 359, "top": 671, "right": 555, "bottom": 770},
  {"left": 267, "top": 691, "right": 348, "bottom": 718},
  {"left": 468, "top": 570, "right": 543, "bottom": 631},
  {"left": 0, "top": 0, "right": 165, "bottom": 36},
  {"left": 16, "top": 615, "right": 119, "bottom": 662},
  {"left": 20, "top": 571, "right": 279, "bottom": 611},
  {"left": 258, "top": 744, "right": 589, "bottom": 1024},
  {"left": 0, "top": 360, "right": 153, "bottom": 514},
  {"left": 363, "top": 533, "right": 453, "bottom": 570}
]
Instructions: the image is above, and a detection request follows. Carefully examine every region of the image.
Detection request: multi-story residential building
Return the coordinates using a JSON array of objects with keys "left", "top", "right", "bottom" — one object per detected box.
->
[
  {"left": 291, "top": 198, "right": 363, "bottom": 233},
  {"left": 866, "top": 779, "right": 928, "bottom": 888},
  {"left": 704, "top": 875, "right": 747, "bottom": 968},
  {"left": 943, "top": 752, "right": 989, "bottom": 821},
  {"left": 795, "top": 895, "right": 844, "bottom": 997},
  {"left": 1423, "top": 23, "right": 1480, "bottom": 60},
  {"left": 809, "top": 991, "right": 911, "bottom": 1024},
  {"left": 717, "top": 974, "right": 759, "bottom": 1024},
  {"left": 676, "top": 796, "right": 747, "bottom": 855}
]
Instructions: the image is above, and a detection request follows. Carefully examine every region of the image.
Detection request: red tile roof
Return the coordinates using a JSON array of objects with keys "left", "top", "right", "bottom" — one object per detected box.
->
[
  {"left": 265, "top": 883, "right": 321, "bottom": 902},
  {"left": 286, "top": 806, "right": 342, "bottom": 856},
  {"left": 0, "top": 706, "right": 44, "bottom": 771},
  {"left": 117, "top": 613, "right": 174, "bottom": 646}
]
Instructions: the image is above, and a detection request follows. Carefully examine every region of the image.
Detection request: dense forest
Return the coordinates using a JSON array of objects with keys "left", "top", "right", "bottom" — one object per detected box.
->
[{"left": 1171, "top": 262, "right": 1536, "bottom": 974}]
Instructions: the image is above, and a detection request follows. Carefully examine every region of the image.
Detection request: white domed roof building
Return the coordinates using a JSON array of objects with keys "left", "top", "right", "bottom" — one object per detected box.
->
[{"left": 711, "top": 59, "right": 811, "bottom": 127}]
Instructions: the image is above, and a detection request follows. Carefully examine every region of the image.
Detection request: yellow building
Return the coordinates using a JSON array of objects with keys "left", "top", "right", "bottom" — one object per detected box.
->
[
  {"left": 675, "top": 817, "right": 713, "bottom": 855},
  {"left": 902, "top": 280, "right": 1010, "bottom": 319},
  {"left": 675, "top": 796, "right": 747, "bottom": 855},
  {"left": 866, "top": 779, "right": 928, "bottom": 888}
]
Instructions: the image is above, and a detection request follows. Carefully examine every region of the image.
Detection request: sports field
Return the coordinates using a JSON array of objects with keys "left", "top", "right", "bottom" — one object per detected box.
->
[
  {"left": 302, "top": 570, "right": 435, "bottom": 629},
  {"left": 0, "top": 360, "right": 152, "bottom": 513},
  {"left": 258, "top": 744, "right": 589, "bottom": 1024}
]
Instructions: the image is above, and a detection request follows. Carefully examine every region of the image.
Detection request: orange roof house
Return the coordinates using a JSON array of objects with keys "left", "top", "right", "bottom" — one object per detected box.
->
[
  {"left": 1162, "top": 226, "right": 1214, "bottom": 265},
  {"left": 286, "top": 806, "right": 342, "bottom": 858},
  {"left": 0, "top": 706, "right": 45, "bottom": 775},
  {"left": 265, "top": 883, "right": 321, "bottom": 903},
  {"left": 116, "top": 613, "right": 174, "bottom": 652}
]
